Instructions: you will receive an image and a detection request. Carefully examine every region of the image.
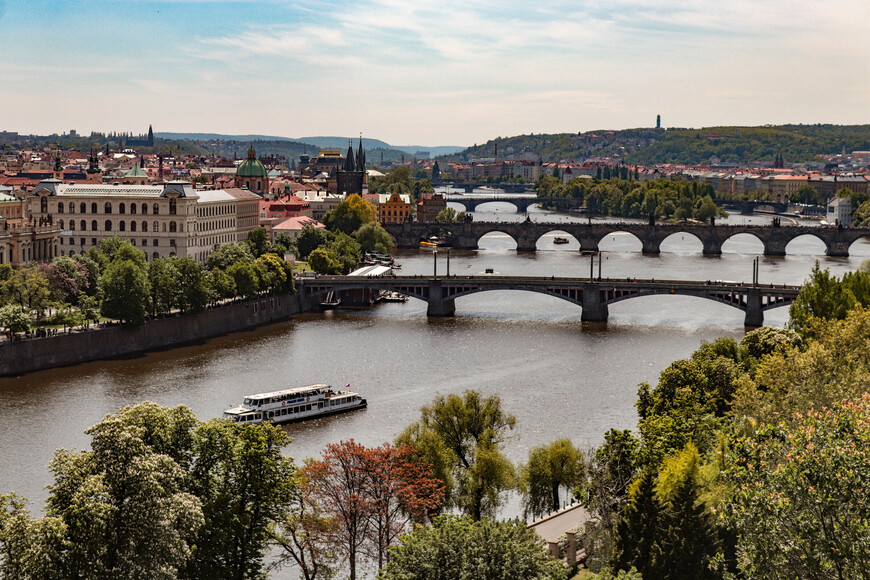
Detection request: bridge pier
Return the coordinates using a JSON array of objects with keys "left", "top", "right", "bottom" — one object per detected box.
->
[
  {"left": 702, "top": 240, "right": 723, "bottom": 255},
  {"left": 580, "top": 285, "right": 609, "bottom": 323},
  {"left": 744, "top": 290, "right": 764, "bottom": 327},
  {"left": 641, "top": 239, "right": 661, "bottom": 254},
  {"left": 426, "top": 280, "right": 456, "bottom": 317},
  {"left": 826, "top": 241, "right": 850, "bottom": 257},
  {"left": 763, "top": 239, "right": 787, "bottom": 256}
]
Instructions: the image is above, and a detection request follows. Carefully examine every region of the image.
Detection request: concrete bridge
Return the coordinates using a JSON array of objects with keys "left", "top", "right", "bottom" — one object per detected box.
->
[
  {"left": 432, "top": 180, "right": 529, "bottom": 193},
  {"left": 299, "top": 275, "right": 800, "bottom": 326},
  {"left": 722, "top": 200, "right": 790, "bottom": 215},
  {"left": 382, "top": 221, "right": 870, "bottom": 256},
  {"left": 443, "top": 195, "right": 585, "bottom": 213}
]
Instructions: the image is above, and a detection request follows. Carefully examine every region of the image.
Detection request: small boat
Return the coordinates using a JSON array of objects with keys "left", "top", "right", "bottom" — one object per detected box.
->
[
  {"left": 553, "top": 236, "right": 569, "bottom": 244},
  {"left": 419, "top": 240, "right": 440, "bottom": 248},
  {"left": 224, "top": 384, "right": 367, "bottom": 425},
  {"left": 320, "top": 291, "right": 341, "bottom": 310}
]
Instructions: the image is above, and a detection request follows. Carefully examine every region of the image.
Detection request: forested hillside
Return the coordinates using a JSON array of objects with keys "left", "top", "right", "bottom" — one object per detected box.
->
[{"left": 450, "top": 125, "right": 870, "bottom": 165}]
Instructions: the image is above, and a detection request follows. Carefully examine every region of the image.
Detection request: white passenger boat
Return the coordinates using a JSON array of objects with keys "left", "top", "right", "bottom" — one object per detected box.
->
[{"left": 223, "top": 384, "right": 367, "bottom": 424}]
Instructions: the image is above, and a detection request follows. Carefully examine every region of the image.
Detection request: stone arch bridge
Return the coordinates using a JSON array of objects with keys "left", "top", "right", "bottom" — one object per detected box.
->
[
  {"left": 382, "top": 221, "right": 870, "bottom": 256},
  {"left": 299, "top": 275, "right": 800, "bottom": 326},
  {"left": 442, "top": 195, "right": 584, "bottom": 212}
]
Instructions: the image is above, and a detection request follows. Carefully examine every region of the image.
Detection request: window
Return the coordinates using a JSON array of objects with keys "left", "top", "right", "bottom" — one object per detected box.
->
[
  {"left": 68, "top": 202, "right": 74, "bottom": 213},
  {"left": 141, "top": 238, "right": 147, "bottom": 246},
  {"left": 119, "top": 221, "right": 125, "bottom": 232},
  {"left": 154, "top": 221, "right": 159, "bottom": 233},
  {"left": 91, "top": 238, "right": 97, "bottom": 246},
  {"left": 153, "top": 239, "right": 158, "bottom": 247},
  {"left": 57, "top": 203, "right": 64, "bottom": 213},
  {"left": 131, "top": 239, "right": 136, "bottom": 246},
  {"left": 80, "top": 202, "right": 86, "bottom": 213},
  {"left": 91, "top": 202, "right": 97, "bottom": 214},
  {"left": 153, "top": 203, "right": 159, "bottom": 215},
  {"left": 70, "top": 221, "right": 75, "bottom": 231},
  {"left": 104, "top": 220, "right": 112, "bottom": 231},
  {"left": 153, "top": 252, "right": 159, "bottom": 260},
  {"left": 130, "top": 221, "right": 137, "bottom": 232},
  {"left": 119, "top": 203, "right": 125, "bottom": 214},
  {"left": 162, "top": 223, "right": 167, "bottom": 232},
  {"left": 80, "top": 220, "right": 86, "bottom": 231},
  {"left": 142, "top": 203, "right": 148, "bottom": 215},
  {"left": 105, "top": 202, "right": 112, "bottom": 214},
  {"left": 130, "top": 203, "right": 136, "bottom": 215},
  {"left": 80, "top": 238, "right": 85, "bottom": 246},
  {"left": 169, "top": 199, "right": 176, "bottom": 215},
  {"left": 142, "top": 221, "right": 148, "bottom": 232},
  {"left": 41, "top": 197, "right": 47, "bottom": 213},
  {"left": 59, "top": 219, "right": 64, "bottom": 229}
]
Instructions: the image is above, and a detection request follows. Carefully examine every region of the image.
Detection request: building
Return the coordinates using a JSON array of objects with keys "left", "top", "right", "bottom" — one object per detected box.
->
[
  {"left": 234, "top": 146, "right": 268, "bottom": 196},
  {"left": 417, "top": 193, "right": 447, "bottom": 222},
  {"left": 0, "top": 190, "right": 61, "bottom": 265},
  {"left": 378, "top": 193, "right": 411, "bottom": 224},
  {"left": 193, "top": 190, "right": 239, "bottom": 263},
  {"left": 827, "top": 196, "right": 853, "bottom": 226},
  {"left": 335, "top": 139, "right": 366, "bottom": 196},
  {"left": 224, "top": 188, "right": 262, "bottom": 243},
  {"left": 269, "top": 216, "right": 326, "bottom": 242}
]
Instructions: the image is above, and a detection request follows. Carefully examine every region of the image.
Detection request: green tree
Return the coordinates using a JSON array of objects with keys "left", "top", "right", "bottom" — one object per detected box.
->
[
  {"left": 0, "top": 304, "right": 30, "bottom": 334},
  {"left": 693, "top": 195, "right": 721, "bottom": 224},
  {"left": 227, "top": 260, "right": 260, "bottom": 299},
  {"left": 173, "top": 257, "right": 209, "bottom": 314},
  {"left": 330, "top": 232, "right": 362, "bottom": 273},
  {"left": 323, "top": 194, "right": 378, "bottom": 235},
  {"left": 792, "top": 184, "right": 820, "bottom": 205},
  {"left": 354, "top": 222, "right": 393, "bottom": 254},
  {"left": 205, "top": 268, "right": 236, "bottom": 303},
  {"left": 308, "top": 247, "right": 343, "bottom": 275},
  {"left": 726, "top": 395, "right": 870, "bottom": 579},
  {"left": 434, "top": 207, "right": 466, "bottom": 223},
  {"left": 612, "top": 468, "right": 660, "bottom": 577},
  {"left": 519, "top": 439, "right": 585, "bottom": 519},
  {"left": 247, "top": 226, "right": 270, "bottom": 258},
  {"left": 396, "top": 390, "right": 516, "bottom": 520},
  {"left": 100, "top": 258, "right": 150, "bottom": 326},
  {"left": 205, "top": 243, "right": 253, "bottom": 271},
  {"left": 296, "top": 225, "right": 333, "bottom": 260},
  {"left": 148, "top": 258, "right": 180, "bottom": 316},
  {"left": 379, "top": 516, "right": 566, "bottom": 580},
  {"left": 255, "top": 253, "right": 293, "bottom": 293},
  {"left": 788, "top": 262, "right": 857, "bottom": 333}
]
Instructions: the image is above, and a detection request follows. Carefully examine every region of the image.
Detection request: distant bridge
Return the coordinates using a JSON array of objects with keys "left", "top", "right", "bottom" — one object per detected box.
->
[
  {"left": 722, "top": 200, "right": 790, "bottom": 214},
  {"left": 382, "top": 221, "right": 870, "bottom": 256},
  {"left": 443, "top": 195, "right": 585, "bottom": 213},
  {"left": 431, "top": 180, "right": 529, "bottom": 193},
  {"left": 299, "top": 275, "right": 800, "bottom": 326}
]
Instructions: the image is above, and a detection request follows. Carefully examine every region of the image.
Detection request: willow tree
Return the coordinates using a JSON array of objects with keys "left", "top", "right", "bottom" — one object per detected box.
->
[{"left": 519, "top": 438, "right": 585, "bottom": 519}]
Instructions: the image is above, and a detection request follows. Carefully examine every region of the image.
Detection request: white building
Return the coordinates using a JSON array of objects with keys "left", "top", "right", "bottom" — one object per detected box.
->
[{"left": 826, "top": 195, "right": 853, "bottom": 226}]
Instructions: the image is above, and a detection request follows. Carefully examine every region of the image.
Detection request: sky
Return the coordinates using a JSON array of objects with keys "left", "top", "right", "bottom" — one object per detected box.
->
[{"left": 1, "top": 0, "right": 868, "bottom": 147}]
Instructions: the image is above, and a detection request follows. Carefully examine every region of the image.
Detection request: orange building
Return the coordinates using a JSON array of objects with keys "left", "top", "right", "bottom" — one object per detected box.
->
[{"left": 378, "top": 193, "right": 411, "bottom": 224}]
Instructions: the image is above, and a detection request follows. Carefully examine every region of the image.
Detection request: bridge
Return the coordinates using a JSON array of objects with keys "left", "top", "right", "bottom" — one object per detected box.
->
[
  {"left": 382, "top": 221, "right": 870, "bottom": 256},
  {"left": 722, "top": 200, "right": 790, "bottom": 214},
  {"left": 432, "top": 179, "right": 529, "bottom": 193},
  {"left": 443, "top": 195, "right": 585, "bottom": 213},
  {"left": 299, "top": 275, "right": 800, "bottom": 326}
]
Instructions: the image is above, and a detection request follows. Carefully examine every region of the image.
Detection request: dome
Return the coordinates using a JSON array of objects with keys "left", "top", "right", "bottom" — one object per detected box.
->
[{"left": 236, "top": 146, "right": 267, "bottom": 178}]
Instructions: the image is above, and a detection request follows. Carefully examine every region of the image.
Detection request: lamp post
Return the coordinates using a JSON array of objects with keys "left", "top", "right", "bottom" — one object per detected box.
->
[
  {"left": 433, "top": 250, "right": 438, "bottom": 279},
  {"left": 446, "top": 248, "right": 450, "bottom": 277}
]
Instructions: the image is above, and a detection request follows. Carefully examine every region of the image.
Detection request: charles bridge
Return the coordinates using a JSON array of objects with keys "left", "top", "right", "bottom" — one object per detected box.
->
[
  {"left": 382, "top": 220, "right": 870, "bottom": 256},
  {"left": 442, "top": 194, "right": 585, "bottom": 212},
  {"left": 299, "top": 275, "right": 800, "bottom": 327}
]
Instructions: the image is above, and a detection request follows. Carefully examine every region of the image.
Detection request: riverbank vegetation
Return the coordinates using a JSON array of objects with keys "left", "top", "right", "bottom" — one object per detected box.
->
[
  {"left": 538, "top": 176, "right": 727, "bottom": 223},
  {"left": 0, "top": 227, "right": 296, "bottom": 333}
]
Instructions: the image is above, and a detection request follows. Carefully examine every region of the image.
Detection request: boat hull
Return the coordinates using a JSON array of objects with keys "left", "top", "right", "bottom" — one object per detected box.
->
[{"left": 269, "top": 399, "right": 367, "bottom": 425}]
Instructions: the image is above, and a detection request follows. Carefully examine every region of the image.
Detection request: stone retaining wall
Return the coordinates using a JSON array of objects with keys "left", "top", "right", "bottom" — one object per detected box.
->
[{"left": 0, "top": 292, "right": 318, "bottom": 377}]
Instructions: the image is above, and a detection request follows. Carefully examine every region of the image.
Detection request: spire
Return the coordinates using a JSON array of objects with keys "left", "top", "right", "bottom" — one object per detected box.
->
[
  {"left": 344, "top": 141, "right": 356, "bottom": 172},
  {"left": 147, "top": 124, "right": 154, "bottom": 147},
  {"left": 248, "top": 143, "right": 256, "bottom": 160},
  {"left": 356, "top": 133, "right": 365, "bottom": 169}
]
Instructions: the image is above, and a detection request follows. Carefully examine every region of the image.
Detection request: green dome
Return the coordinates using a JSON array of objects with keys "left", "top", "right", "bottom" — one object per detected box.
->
[{"left": 236, "top": 146, "right": 267, "bottom": 178}]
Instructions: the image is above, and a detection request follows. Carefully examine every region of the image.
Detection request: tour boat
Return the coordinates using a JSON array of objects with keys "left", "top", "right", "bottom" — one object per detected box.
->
[
  {"left": 419, "top": 239, "right": 440, "bottom": 248},
  {"left": 224, "top": 384, "right": 367, "bottom": 425},
  {"left": 553, "top": 236, "right": 569, "bottom": 244}
]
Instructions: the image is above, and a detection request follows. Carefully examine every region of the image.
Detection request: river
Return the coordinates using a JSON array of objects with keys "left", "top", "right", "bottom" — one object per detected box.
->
[{"left": 1, "top": 201, "right": 867, "bottom": 519}]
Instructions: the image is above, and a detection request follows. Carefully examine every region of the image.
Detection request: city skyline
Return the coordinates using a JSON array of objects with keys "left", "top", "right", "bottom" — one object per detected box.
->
[{"left": 1, "top": 0, "right": 868, "bottom": 146}]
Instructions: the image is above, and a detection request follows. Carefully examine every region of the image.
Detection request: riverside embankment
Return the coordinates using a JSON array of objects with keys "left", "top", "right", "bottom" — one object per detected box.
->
[{"left": 0, "top": 292, "right": 316, "bottom": 377}]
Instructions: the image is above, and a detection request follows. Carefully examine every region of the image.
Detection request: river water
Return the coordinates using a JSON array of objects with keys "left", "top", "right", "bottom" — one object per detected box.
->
[{"left": 2, "top": 201, "right": 868, "bottom": 518}]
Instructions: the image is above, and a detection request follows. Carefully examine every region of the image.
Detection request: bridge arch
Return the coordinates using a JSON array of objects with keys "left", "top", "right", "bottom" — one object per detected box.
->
[
  {"left": 472, "top": 200, "right": 524, "bottom": 214},
  {"left": 721, "top": 232, "right": 765, "bottom": 254},
  {"left": 848, "top": 237, "right": 870, "bottom": 257},
  {"left": 785, "top": 232, "right": 828, "bottom": 256},
  {"left": 535, "top": 230, "right": 580, "bottom": 250},
  {"left": 660, "top": 231, "right": 705, "bottom": 254},
  {"left": 475, "top": 228, "right": 519, "bottom": 250},
  {"left": 597, "top": 230, "right": 644, "bottom": 252}
]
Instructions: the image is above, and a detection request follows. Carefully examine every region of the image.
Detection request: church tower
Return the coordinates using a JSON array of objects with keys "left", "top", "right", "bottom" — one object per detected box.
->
[
  {"left": 53, "top": 150, "right": 64, "bottom": 180},
  {"left": 147, "top": 125, "right": 154, "bottom": 147}
]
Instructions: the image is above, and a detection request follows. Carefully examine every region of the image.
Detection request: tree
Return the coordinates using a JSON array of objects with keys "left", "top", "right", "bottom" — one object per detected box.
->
[
  {"left": 255, "top": 253, "right": 293, "bottom": 293},
  {"left": 323, "top": 194, "right": 378, "bottom": 235},
  {"left": 205, "top": 243, "right": 253, "bottom": 271},
  {"left": 792, "top": 184, "right": 820, "bottom": 206},
  {"left": 297, "top": 225, "right": 332, "bottom": 260},
  {"left": 148, "top": 258, "right": 180, "bottom": 316},
  {"left": 612, "top": 468, "right": 661, "bottom": 577},
  {"left": 272, "top": 476, "right": 338, "bottom": 580},
  {"left": 330, "top": 232, "right": 362, "bottom": 273},
  {"left": 205, "top": 268, "right": 236, "bottom": 304},
  {"left": 173, "top": 257, "right": 209, "bottom": 314},
  {"left": 396, "top": 390, "right": 516, "bottom": 520},
  {"left": 788, "top": 262, "right": 857, "bottom": 333},
  {"left": 41, "top": 256, "right": 89, "bottom": 304},
  {"left": 379, "top": 516, "right": 566, "bottom": 580},
  {"left": 100, "top": 258, "right": 149, "bottom": 326},
  {"left": 354, "top": 222, "right": 393, "bottom": 255},
  {"left": 434, "top": 207, "right": 466, "bottom": 223},
  {"left": 184, "top": 417, "right": 296, "bottom": 580},
  {"left": 227, "top": 260, "right": 260, "bottom": 299},
  {"left": 0, "top": 304, "right": 30, "bottom": 334},
  {"left": 247, "top": 226, "right": 270, "bottom": 258},
  {"left": 693, "top": 195, "right": 721, "bottom": 224},
  {"left": 308, "top": 247, "right": 343, "bottom": 275},
  {"left": 301, "top": 440, "right": 372, "bottom": 580},
  {"left": 726, "top": 395, "right": 870, "bottom": 579},
  {"left": 519, "top": 439, "right": 585, "bottom": 519}
]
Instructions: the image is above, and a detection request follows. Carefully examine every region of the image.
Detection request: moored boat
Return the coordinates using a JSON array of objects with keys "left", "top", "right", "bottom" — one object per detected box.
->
[
  {"left": 224, "top": 384, "right": 366, "bottom": 424},
  {"left": 553, "top": 236, "right": 569, "bottom": 244}
]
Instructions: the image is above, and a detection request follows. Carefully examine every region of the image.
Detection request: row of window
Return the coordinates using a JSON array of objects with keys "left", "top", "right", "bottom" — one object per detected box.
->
[
  {"left": 197, "top": 219, "right": 235, "bottom": 232},
  {"left": 47, "top": 199, "right": 175, "bottom": 215},
  {"left": 62, "top": 237, "right": 161, "bottom": 247},
  {"left": 197, "top": 204, "right": 233, "bottom": 217},
  {"left": 59, "top": 220, "right": 182, "bottom": 233}
]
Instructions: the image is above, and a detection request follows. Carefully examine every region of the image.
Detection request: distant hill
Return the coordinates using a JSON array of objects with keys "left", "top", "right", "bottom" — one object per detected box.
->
[
  {"left": 448, "top": 125, "right": 870, "bottom": 165},
  {"left": 156, "top": 132, "right": 299, "bottom": 142}
]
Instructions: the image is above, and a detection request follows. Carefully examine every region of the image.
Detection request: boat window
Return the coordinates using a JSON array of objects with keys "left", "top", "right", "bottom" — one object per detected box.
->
[{"left": 306, "top": 404, "right": 311, "bottom": 411}]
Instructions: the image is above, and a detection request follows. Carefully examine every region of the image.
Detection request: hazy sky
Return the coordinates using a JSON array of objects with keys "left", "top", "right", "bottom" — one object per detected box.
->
[{"left": 1, "top": 0, "right": 868, "bottom": 146}]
